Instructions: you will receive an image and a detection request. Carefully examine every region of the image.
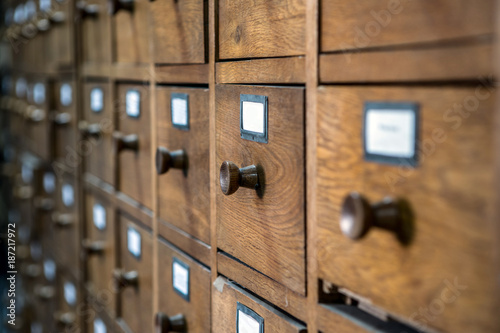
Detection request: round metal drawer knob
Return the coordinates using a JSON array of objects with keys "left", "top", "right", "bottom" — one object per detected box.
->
[
  {"left": 114, "top": 132, "right": 139, "bottom": 152},
  {"left": 155, "top": 147, "right": 186, "bottom": 175},
  {"left": 82, "top": 239, "right": 105, "bottom": 256},
  {"left": 108, "top": 0, "right": 134, "bottom": 15},
  {"left": 113, "top": 269, "right": 139, "bottom": 290},
  {"left": 219, "top": 161, "right": 259, "bottom": 196},
  {"left": 340, "top": 192, "right": 413, "bottom": 243},
  {"left": 79, "top": 121, "right": 101, "bottom": 138},
  {"left": 155, "top": 312, "right": 187, "bottom": 333},
  {"left": 77, "top": 2, "right": 100, "bottom": 19}
]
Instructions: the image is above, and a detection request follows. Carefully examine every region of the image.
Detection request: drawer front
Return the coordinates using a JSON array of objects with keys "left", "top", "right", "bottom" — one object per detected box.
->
[
  {"left": 212, "top": 278, "right": 307, "bottom": 333},
  {"left": 151, "top": 0, "right": 206, "bottom": 64},
  {"left": 53, "top": 0, "right": 75, "bottom": 68},
  {"left": 317, "top": 86, "right": 499, "bottom": 333},
  {"left": 117, "top": 215, "right": 153, "bottom": 333},
  {"left": 85, "top": 190, "right": 116, "bottom": 313},
  {"left": 39, "top": 170, "right": 57, "bottom": 254},
  {"left": 55, "top": 275, "right": 81, "bottom": 332},
  {"left": 26, "top": 79, "right": 51, "bottom": 160},
  {"left": 54, "top": 80, "right": 77, "bottom": 161},
  {"left": 216, "top": 85, "right": 306, "bottom": 295},
  {"left": 157, "top": 239, "right": 211, "bottom": 333},
  {"left": 83, "top": 82, "right": 114, "bottom": 185},
  {"left": 321, "top": 0, "right": 495, "bottom": 53},
  {"left": 113, "top": 0, "right": 149, "bottom": 64},
  {"left": 81, "top": 0, "right": 112, "bottom": 64},
  {"left": 116, "top": 84, "right": 152, "bottom": 209},
  {"left": 218, "top": 0, "right": 305, "bottom": 59},
  {"left": 156, "top": 86, "right": 210, "bottom": 244}
]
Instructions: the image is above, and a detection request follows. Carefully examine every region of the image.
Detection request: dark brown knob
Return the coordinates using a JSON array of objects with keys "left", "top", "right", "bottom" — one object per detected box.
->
[
  {"left": 36, "top": 18, "right": 50, "bottom": 32},
  {"left": 55, "top": 312, "right": 76, "bottom": 327},
  {"left": 155, "top": 312, "right": 187, "bottom": 333},
  {"left": 49, "top": 11, "right": 66, "bottom": 24},
  {"left": 77, "top": 1, "right": 100, "bottom": 19},
  {"left": 156, "top": 147, "right": 186, "bottom": 175},
  {"left": 114, "top": 132, "right": 139, "bottom": 152},
  {"left": 82, "top": 239, "right": 105, "bottom": 255},
  {"left": 35, "top": 285, "right": 56, "bottom": 300},
  {"left": 52, "top": 213, "right": 75, "bottom": 227},
  {"left": 20, "top": 23, "right": 37, "bottom": 38},
  {"left": 34, "top": 197, "right": 55, "bottom": 212},
  {"left": 108, "top": 0, "right": 134, "bottom": 15},
  {"left": 53, "top": 112, "right": 71, "bottom": 126},
  {"left": 25, "top": 106, "right": 45, "bottom": 123},
  {"left": 113, "top": 269, "right": 139, "bottom": 290},
  {"left": 340, "top": 192, "right": 413, "bottom": 243},
  {"left": 79, "top": 121, "right": 101, "bottom": 138},
  {"left": 219, "top": 161, "right": 259, "bottom": 196}
]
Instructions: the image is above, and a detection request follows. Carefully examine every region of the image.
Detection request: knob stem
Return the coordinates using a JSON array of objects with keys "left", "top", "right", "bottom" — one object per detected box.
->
[
  {"left": 155, "top": 312, "right": 187, "bottom": 333},
  {"left": 113, "top": 269, "right": 139, "bottom": 290},
  {"left": 156, "top": 147, "right": 186, "bottom": 174},
  {"left": 53, "top": 213, "right": 75, "bottom": 227},
  {"left": 220, "top": 161, "right": 259, "bottom": 195},
  {"left": 114, "top": 133, "right": 139, "bottom": 152},
  {"left": 82, "top": 239, "right": 105, "bottom": 255}
]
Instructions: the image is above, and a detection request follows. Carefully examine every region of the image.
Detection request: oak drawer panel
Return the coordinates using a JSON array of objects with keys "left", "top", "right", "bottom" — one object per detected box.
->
[{"left": 317, "top": 86, "right": 500, "bottom": 333}]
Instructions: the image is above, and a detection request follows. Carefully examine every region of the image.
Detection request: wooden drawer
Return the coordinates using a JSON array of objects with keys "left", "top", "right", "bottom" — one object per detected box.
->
[
  {"left": 156, "top": 86, "right": 210, "bottom": 244},
  {"left": 82, "top": 81, "right": 114, "bottom": 185},
  {"left": 218, "top": 0, "right": 305, "bottom": 59},
  {"left": 53, "top": 79, "right": 77, "bottom": 161},
  {"left": 80, "top": 0, "right": 112, "bottom": 65},
  {"left": 39, "top": 170, "right": 57, "bottom": 254},
  {"left": 156, "top": 238, "right": 211, "bottom": 333},
  {"left": 115, "top": 84, "right": 152, "bottom": 209},
  {"left": 216, "top": 84, "right": 306, "bottom": 295},
  {"left": 321, "top": 0, "right": 495, "bottom": 53},
  {"left": 84, "top": 188, "right": 116, "bottom": 315},
  {"left": 52, "top": 0, "right": 75, "bottom": 68},
  {"left": 54, "top": 274, "right": 81, "bottom": 332},
  {"left": 116, "top": 215, "right": 153, "bottom": 333},
  {"left": 25, "top": 78, "right": 51, "bottom": 160},
  {"left": 317, "top": 86, "right": 500, "bottom": 333},
  {"left": 112, "top": 0, "right": 149, "bottom": 64},
  {"left": 212, "top": 277, "right": 307, "bottom": 333},
  {"left": 151, "top": 0, "right": 206, "bottom": 64},
  {"left": 34, "top": 257, "right": 58, "bottom": 333}
]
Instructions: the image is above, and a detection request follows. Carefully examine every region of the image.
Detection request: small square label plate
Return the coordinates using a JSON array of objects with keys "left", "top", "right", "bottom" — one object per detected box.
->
[
  {"left": 43, "top": 172, "right": 55, "bottom": 194},
  {"left": 90, "top": 87, "right": 104, "bottom": 112},
  {"left": 64, "top": 281, "right": 76, "bottom": 306},
  {"left": 364, "top": 102, "right": 419, "bottom": 167},
  {"left": 93, "top": 203, "right": 106, "bottom": 230},
  {"left": 237, "top": 303, "right": 264, "bottom": 333},
  {"left": 94, "top": 318, "right": 107, "bottom": 333},
  {"left": 60, "top": 83, "right": 73, "bottom": 107},
  {"left": 61, "top": 183, "right": 74, "bottom": 207},
  {"left": 33, "top": 83, "right": 46, "bottom": 105},
  {"left": 240, "top": 94, "right": 268, "bottom": 143},
  {"left": 127, "top": 227, "right": 141, "bottom": 260},
  {"left": 126, "top": 89, "right": 141, "bottom": 118},
  {"left": 43, "top": 259, "right": 56, "bottom": 281},
  {"left": 172, "top": 258, "right": 190, "bottom": 301},
  {"left": 171, "top": 93, "right": 189, "bottom": 130}
]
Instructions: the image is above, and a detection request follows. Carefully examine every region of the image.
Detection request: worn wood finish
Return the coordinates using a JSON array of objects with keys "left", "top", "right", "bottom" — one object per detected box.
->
[
  {"left": 116, "top": 83, "right": 152, "bottom": 210},
  {"left": 218, "top": 0, "right": 305, "bottom": 59},
  {"left": 113, "top": 0, "right": 150, "bottom": 64},
  {"left": 317, "top": 86, "right": 500, "bottom": 333},
  {"left": 156, "top": 86, "right": 210, "bottom": 245},
  {"left": 155, "top": 64, "right": 209, "bottom": 84},
  {"left": 320, "top": 41, "right": 494, "bottom": 83},
  {"left": 81, "top": 0, "right": 112, "bottom": 65},
  {"left": 83, "top": 81, "right": 114, "bottom": 185},
  {"left": 216, "top": 84, "right": 306, "bottom": 295},
  {"left": 157, "top": 238, "right": 211, "bottom": 332},
  {"left": 151, "top": 0, "right": 206, "bottom": 64},
  {"left": 216, "top": 57, "right": 305, "bottom": 84},
  {"left": 118, "top": 215, "right": 154, "bottom": 333},
  {"left": 217, "top": 252, "right": 308, "bottom": 322},
  {"left": 212, "top": 277, "right": 307, "bottom": 333},
  {"left": 321, "top": 0, "right": 495, "bottom": 53}
]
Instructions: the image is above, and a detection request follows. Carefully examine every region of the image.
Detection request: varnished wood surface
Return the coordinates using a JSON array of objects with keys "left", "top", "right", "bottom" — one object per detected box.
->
[
  {"left": 321, "top": 0, "right": 495, "bottom": 53},
  {"left": 156, "top": 86, "right": 211, "bottom": 245},
  {"left": 218, "top": 0, "right": 305, "bottom": 59},
  {"left": 155, "top": 64, "right": 209, "bottom": 84},
  {"left": 216, "top": 57, "right": 305, "bottom": 84},
  {"left": 216, "top": 84, "right": 306, "bottom": 295},
  {"left": 316, "top": 86, "right": 500, "bottom": 333},
  {"left": 81, "top": 0, "right": 112, "bottom": 65},
  {"left": 158, "top": 238, "right": 211, "bottom": 333},
  {"left": 151, "top": 0, "right": 206, "bottom": 64}
]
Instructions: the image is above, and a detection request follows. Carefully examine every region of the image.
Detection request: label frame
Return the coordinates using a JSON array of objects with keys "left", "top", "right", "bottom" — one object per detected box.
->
[
  {"left": 236, "top": 302, "right": 264, "bottom": 333},
  {"left": 90, "top": 87, "right": 104, "bottom": 113},
  {"left": 172, "top": 257, "right": 190, "bottom": 302},
  {"left": 240, "top": 94, "right": 268, "bottom": 144},
  {"left": 170, "top": 92, "right": 190, "bottom": 131},
  {"left": 125, "top": 89, "right": 141, "bottom": 118},
  {"left": 127, "top": 226, "right": 142, "bottom": 260}
]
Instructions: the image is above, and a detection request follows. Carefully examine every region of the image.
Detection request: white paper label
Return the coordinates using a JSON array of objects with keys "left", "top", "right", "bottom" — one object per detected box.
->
[
  {"left": 43, "top": 259, "right": 56, "bottom": 281},
  {"left": 60, "top": 83, "right": 73, "bottom": 106},
  {"left": 62, "top": 183, "right": 74, "bottom": 207},
  {"left": 94, "top": 318, "right": 107, "bottom": 333},
  {"left": 90, "top": 88, "right": 104, "bottom": 112},
  {"left": 172, "top": 97, "right": 188, "bottom": 126},
  {"left": 14, "top": 5, "right": 26, "bottom": 24},
  {"left": 242, "top": 101, "right": 265, "bottom": 134},
  {"left": 93, "top": 203, "right": 106, "bottom": 230},
  {"left": 21, "top": 164, "right": 33, "bottom": 183},
  {"left": 238, "top": 310, "right": 261, "bottom": 333},
  {"left": 43, "top": 172, "right": 55, "bottom": 194},
  {"left": 172, "top": 261, "right": 189, "bottom": 297},
  {"left": 40, "top": 0, "right": 51, "bottom": 11},
  {"left": 64, "top": 282, "right": 77, "bottom": 306},
  {"left": 25, "top": 1, "right": 36, "bottom": 19},
  {"left": 33, "top": 83, "right": 46, "bottom": 105},
  {"left": 365, "top": 109, "right": 416, "bottom": 158},
  {"left": 16, "top": 78, "right": 27, "bottom": 98},
  {"left": 127, "top": 227, "right": 141, "bottom": 258},
  {"left": 126, "top": 90, "right": 140, "bottom": 117}
]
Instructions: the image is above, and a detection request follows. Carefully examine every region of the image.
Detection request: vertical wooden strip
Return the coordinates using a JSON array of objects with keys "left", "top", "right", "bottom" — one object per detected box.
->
[
  {"left": 493, "top": 0, "right": 500, "bottom": 317},
  {"left": 306, "top": 0, "right": 319, "bottom": 332}
]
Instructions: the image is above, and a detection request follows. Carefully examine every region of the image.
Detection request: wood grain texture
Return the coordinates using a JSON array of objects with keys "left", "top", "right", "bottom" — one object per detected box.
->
[
  {"left": 316, "top": 86, "right": 500, "bottom": 333},
  {"left": 156, "top": 86, "right": 210, "bottom": 245},
  {"left": 117, "top": 83, "right": 152, "bottom": 210},
  {"left": 83, "top": 81, "right": 115, "bottom": 185},
  {"left": 216, "top": 57, "right": 305, "bottom": 84},
  {"left": 112, "top": 63, "right": 151, "bottom": 81},
  {"left": 321, "top": 0, "right": 495, "bottom": 53},
  {"left": 155, "top": 64, "right": 209, "bottom": 84},
  {"left": 151, "top": 0, "right": 206, "bottom": 64},
  {"left": 216, "top": 84, "right": 306, "bottom": 295},
  {"left": 81, "top": 0, "right": 112, "bottom": 65},
  {"left": 320, "top": 42, "right": 494, "bottom": 83},
  {"left": 157, "top": 238, "right": 211, "bottom": 333},
  {"left": 217, "top": 252, "right": 308, "bottom": 322},
  {"left": 116, "top": 191, "right": 154, "bottom": 229},
  {"left": 118, "top": 215, "right": 153, "bottom": 333},
  {"left": 218, "top": 0, "right": 305, "bottom": 59},
  {"left": 212, "top": 277, "right": 307, "bottom": 333}
]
